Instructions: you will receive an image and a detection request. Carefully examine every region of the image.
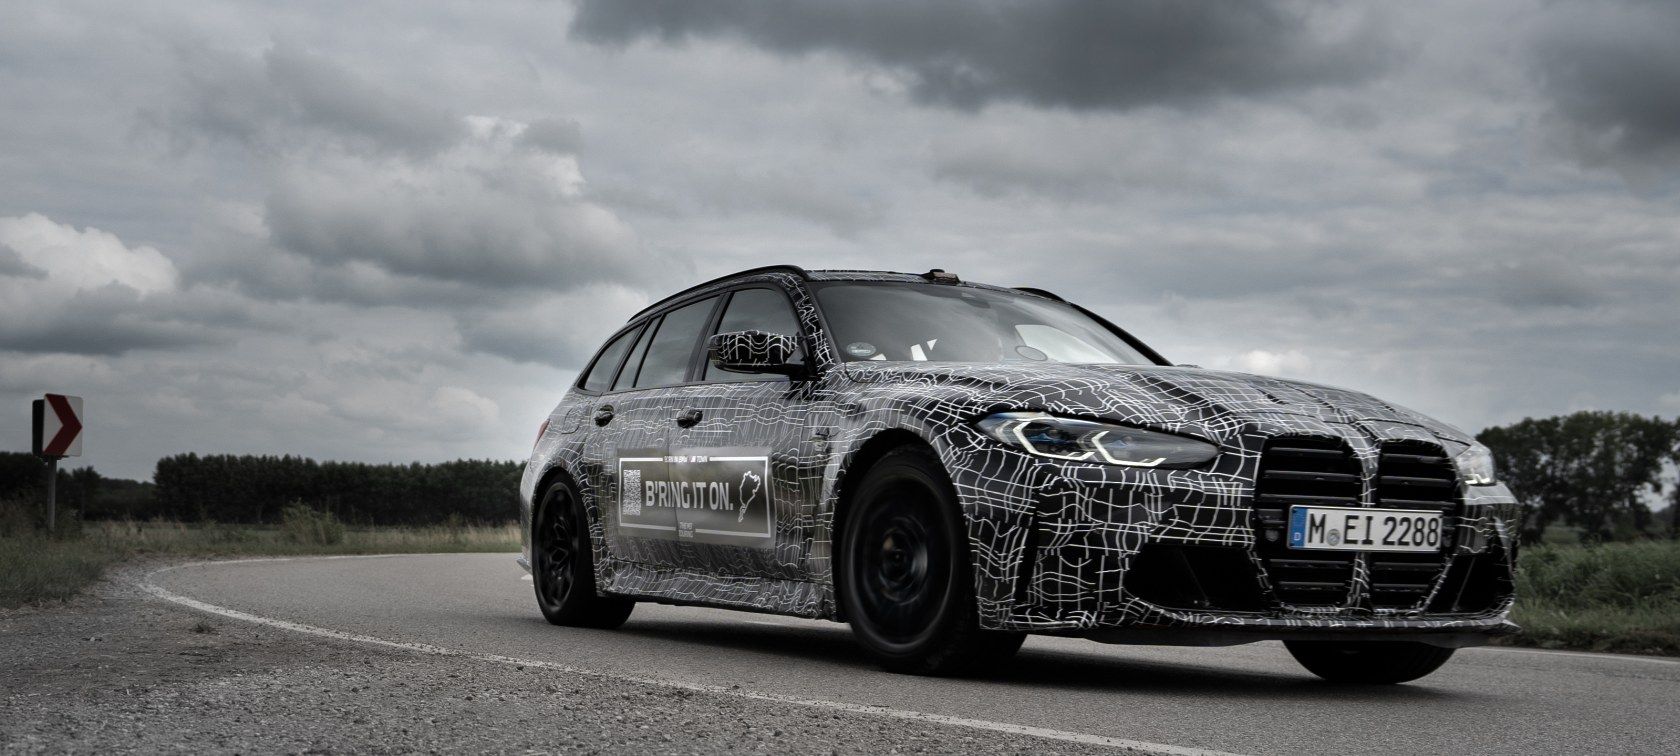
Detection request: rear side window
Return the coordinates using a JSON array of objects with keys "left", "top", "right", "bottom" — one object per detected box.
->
[
  {"left": 612, "top": 320, "right": 658, "bottom": 392},
  {"left": 633, "top": 296, "right": 719, "bottom": 388},
  {"left": 578, "top": 325, "right": 642, "bottom": 393},
  {"left": 702, "top": 288, "right": 803, "bottom": 382}
]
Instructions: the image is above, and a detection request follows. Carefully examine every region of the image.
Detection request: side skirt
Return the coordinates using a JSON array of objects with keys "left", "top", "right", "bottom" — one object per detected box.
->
[{"left": 599, "top": 559, "right": 834, "bottom": 620}]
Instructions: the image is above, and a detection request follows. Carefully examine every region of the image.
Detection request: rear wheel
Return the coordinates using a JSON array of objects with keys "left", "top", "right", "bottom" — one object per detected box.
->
[
  {"left": 1285, "top": 640, "right": 1455, "bottom": 684},
  {"left": 533, "top": 479, "right": 634, "bottom": 629},
  {"left": 840, "top": 446, "right": 1025, "bottom": 675}
]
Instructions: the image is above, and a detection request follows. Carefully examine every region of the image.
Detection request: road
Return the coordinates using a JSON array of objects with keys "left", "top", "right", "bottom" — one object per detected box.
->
[{"left": 146, "top": 554, "right": 1678, "bottom": 756}]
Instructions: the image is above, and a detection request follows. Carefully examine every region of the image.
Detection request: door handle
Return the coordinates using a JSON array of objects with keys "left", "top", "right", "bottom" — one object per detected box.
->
[
  {"left": 593, "top": 405, "right": 615, "bottom": 426},
  {"left": 675, "top": 409, "right": 703, "bottom": 428}
]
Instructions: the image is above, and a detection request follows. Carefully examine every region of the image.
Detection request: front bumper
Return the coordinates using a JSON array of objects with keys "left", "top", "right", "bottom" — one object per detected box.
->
[
  {"left": 1082, "top": 619, "right": 1519, "bottom": 649},
  {"left": 945, "top": 424, "right": 1521, "bottom": 635}
]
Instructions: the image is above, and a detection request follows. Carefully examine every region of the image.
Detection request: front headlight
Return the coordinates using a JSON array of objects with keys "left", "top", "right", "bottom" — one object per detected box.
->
[
  {"left": 975, "top": 412, "right": 1218, "bottom": 469},
  {"left": 1453, "top": 444, "right": 1497, "bottom": 486}
]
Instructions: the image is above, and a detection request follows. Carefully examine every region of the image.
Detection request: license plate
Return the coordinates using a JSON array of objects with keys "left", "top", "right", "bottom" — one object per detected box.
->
[{"left": 1287, "top": 506, "right": 1443, "bottom": 552}]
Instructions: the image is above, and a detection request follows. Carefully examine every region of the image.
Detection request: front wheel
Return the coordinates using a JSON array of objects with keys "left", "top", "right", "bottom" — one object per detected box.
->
[
  {"left": 1285, "top": 640, "right": 1456, "bottom": 684},
  {"left": 839, "top": 446, "right": 1025, "bottom": 675},
  {"left": 532, "top": 479, "right": 634, "bottom": 629}
]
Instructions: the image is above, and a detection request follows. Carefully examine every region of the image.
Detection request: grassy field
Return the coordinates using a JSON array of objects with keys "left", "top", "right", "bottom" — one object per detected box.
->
[
  {"left": 1500, "top": 540, "right": 1680, "bottom": 656},
  {"left": 0, "top": 512, "right": 520, "bottom": 609}
]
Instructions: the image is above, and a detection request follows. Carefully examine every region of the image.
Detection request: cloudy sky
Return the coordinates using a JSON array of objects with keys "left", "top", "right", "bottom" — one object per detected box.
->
[{"left": 2, "top": 0, "right": 1677, "bottom": 479}]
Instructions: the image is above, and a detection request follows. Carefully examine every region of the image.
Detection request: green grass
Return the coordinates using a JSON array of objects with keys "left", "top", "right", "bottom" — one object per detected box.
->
[
  {"left": 1502, "top": 540, "right": 1680, "bottom": 656},
  {"left": 0, "top": 535, "right": 127, "bottom": 607},
  {"left": 0, "top": 514, "right": 520, "bottom": 609},
  {"left": 83, "top": 518, "right": 522, "bottom": 557}
]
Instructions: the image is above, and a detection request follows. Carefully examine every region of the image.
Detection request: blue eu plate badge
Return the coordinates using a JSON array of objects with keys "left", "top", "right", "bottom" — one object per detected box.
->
[{"left": 1288, "top": 506, "right": 1308, "bottom": 548}]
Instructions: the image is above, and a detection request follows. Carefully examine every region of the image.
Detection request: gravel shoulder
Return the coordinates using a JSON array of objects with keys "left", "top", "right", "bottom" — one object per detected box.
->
[{"left": 0, "top": 561, "right": 1118, "bottom": 755}]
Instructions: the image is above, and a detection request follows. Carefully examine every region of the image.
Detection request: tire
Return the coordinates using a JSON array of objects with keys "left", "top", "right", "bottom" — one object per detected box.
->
[
  {"left": 532, "top": 478, "right": 634, "bottom": 629},
  {"left": 839, "top": 446, "right": 1026, "bottom": 675},
  {"left": 1284, "top": 640, "right": 1456, "bottom": 684}
]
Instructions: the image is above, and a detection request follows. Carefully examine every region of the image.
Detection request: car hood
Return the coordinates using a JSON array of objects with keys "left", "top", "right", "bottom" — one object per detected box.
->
[{"left": 838, "top": 361, "right": 1472, "bottom": 445}]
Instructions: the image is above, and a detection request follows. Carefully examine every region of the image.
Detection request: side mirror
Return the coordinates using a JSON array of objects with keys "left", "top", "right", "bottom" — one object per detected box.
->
[{"left": 707, "top": 330, "right": 803, "bottom": 376}]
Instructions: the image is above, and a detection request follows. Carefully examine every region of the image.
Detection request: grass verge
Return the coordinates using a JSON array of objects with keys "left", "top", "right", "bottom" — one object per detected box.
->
[
  {"left": 0, "top": 536, "right": 125, "bottom": 607},
  {"left": 1500, "top": 540, "right": 1680, "bottom": 656},
  {"left": 1, "top": 513, "right": 519, "bottom": 609}
]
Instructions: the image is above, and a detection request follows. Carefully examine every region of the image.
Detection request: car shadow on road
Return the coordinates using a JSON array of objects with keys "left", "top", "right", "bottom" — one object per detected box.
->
[
  {"left": 999, "top": 646, "right": 1481, "bottom": 703},
  {"left": 604, "top": 616, "right": 1489, "bottom": 703}
]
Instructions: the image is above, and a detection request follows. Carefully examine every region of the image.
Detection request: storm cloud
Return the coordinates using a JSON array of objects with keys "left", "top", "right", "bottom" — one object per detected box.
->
[
  {"left": 160, "top": 46, "right": 658, "bottom": 296},
  {"left": 0, "top": 244, "right": 45, "bottom": 279},
  {"left": 571, "top": 0, "right": 1391, "bottom": 111},
  {"left": 259, "top": 122, "right": 646, "bottom": 292},
  {"left": 165, "top": 43, "right": 464, "bottom": 157},
  {"left": 1534, "top": 1, "right": 1680, "bottom": 172}
]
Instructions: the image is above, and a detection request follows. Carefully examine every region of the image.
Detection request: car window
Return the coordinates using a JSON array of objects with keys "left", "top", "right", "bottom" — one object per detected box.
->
[
  {"left": 579, "top": 325, "right": 642, "bottom": 393},
  {"left": 702, "top": 288, "right": 803, "bottom": 382},
  {"left": 813, "top": 282, "right": 1151, "bottom": 365},
  {"left": 612, "top": 319, "right": 658, "bottom": 392},
  {"left": 1014, "top": 324, "right": 1117, "bottom": 364},
  {"left": 633, "top": 296, "right": 719, "bottom": 388}
]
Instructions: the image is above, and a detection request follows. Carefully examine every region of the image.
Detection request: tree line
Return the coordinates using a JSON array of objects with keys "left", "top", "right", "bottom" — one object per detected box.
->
[
  {"left": 0, "top": 451, "right": 151, "bottom": 522},
  {"left": 3, "top": 409, "right": 1676, "bottom": 536},
  {"left": 0, "top": 452, "right": 520, "bottom": 525},
  {"left": 1478, "top": 411, "right": 1679, "bottom": 544}
]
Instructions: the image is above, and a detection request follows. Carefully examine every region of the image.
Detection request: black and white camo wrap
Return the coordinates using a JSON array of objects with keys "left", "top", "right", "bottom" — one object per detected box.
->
[
  {"left": 521, "top": 270, "right": 1519, "bottom": 637},
  {"left": 706, "top": 329, "right": 800, "bottom": 372}
]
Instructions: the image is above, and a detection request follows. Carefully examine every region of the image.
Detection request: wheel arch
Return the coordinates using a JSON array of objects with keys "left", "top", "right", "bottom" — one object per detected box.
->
[
  {"left": 829, "top": 428, "right": 947, "bottom": 618},
  {"left": 833, "top": 429, "right": 936, "bottom": 536},
  {"left": 528, "top": 462, "right": 590, "bottom": 551}
]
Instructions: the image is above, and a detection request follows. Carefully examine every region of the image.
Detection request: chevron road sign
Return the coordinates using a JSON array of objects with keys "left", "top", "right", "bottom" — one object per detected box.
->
[
  {"left": 32, "top": 393, "right": 83, "bottom": 458},
  {"left": 30, "top": 393, "right": 83, "bottom": 532}
]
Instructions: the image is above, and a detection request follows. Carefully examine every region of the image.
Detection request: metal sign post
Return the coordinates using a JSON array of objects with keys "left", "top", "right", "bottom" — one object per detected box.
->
[
  {"left": 31, "top": 394, "right": 83, "bottom": 534},
  {"left": 45, "top": 456, "right": 57, "bottom": 533}
]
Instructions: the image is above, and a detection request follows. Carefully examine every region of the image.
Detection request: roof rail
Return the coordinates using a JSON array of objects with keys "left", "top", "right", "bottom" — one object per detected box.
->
[
  {"left": 1013, "top": 286, "right": 1065, "bottom": 301},
  {"left": 628, "top": 265, "right": 811, "bottom": 321}
]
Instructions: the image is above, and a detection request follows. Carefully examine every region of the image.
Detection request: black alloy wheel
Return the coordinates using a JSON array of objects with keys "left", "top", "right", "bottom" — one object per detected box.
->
[
  {"left": 840, "top": 445, "right": 1025, "bottom": 675},
  {"left": 532, "top": 479, "right": 634, "bottom": 629}
]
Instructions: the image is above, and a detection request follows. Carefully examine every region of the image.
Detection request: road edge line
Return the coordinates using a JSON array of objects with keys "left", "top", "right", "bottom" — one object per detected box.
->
[{"left": 141, "top": 558, "right": 1245, "bottom": 756}]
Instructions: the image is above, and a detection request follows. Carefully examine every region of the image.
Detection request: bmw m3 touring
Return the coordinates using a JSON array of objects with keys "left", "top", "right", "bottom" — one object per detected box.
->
[{"left": 520, "top": 266, "right": 1519, "bottom": 682}]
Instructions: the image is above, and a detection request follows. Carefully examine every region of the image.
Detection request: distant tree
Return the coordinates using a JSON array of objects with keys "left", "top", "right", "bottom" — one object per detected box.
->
[
  {"left": 151, "top": 453, "right": 520, "bottom": 525},
  {"left": 0, "top": 452, "right": 159, "bottom": 524},
  {"left": 1479, "top": 412, "right": 1676, "bottom": 543},
  {"left": 0, "top": 452, "right": 47, "bottom": 500},
  {"left": 1670, "top": 421, "right": 1680, "bottom": 540}
]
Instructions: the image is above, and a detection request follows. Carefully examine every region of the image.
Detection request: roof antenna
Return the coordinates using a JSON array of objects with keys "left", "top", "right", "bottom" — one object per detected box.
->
[{"left": 921, "top": 268, "right": 960, "bottom": 284}]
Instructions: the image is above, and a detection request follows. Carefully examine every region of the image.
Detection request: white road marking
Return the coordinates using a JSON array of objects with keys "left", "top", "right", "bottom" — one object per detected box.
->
[
  {"left": 1472, "top": 645, "right": 1680, "bottom": 666},
  {"left": 519, "top": 574, "right": 532, "bottom": 581},
  {"left": 143, "top": 557, "right": 1245, "bottom": 756}
]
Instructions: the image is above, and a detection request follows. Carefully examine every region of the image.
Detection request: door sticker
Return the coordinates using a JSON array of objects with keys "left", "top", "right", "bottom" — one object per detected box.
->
[{"left": 618, "top": 449, "right": 774, "bottom": 548}]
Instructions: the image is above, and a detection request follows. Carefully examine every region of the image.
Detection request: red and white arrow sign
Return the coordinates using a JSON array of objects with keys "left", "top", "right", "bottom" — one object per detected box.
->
[{"left": 33, "top": 393, "right": 83, "bottom": 458}]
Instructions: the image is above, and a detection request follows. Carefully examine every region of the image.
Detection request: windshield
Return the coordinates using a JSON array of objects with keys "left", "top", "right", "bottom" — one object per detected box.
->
[{"left": 813, "top": 282, "right": 1155, "bottom": 365}]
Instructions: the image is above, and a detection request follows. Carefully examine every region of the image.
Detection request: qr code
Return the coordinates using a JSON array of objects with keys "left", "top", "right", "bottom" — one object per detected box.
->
[{"left": 620, "top": 468, "right": 642, "bottom": 517}]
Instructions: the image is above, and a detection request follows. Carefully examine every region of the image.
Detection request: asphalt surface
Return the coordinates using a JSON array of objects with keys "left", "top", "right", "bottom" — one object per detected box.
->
[{"left": 148, "top": 554, "right": 1679, "bottom": 756}]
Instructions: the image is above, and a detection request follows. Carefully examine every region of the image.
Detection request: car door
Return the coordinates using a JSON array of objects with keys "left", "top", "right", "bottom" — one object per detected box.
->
[
  {"left": 665, "top": 285, "right": 822, "bottom": 580},
  {"left": 591, "top": 295, "right": 723, "bottom": 573},
  {"left": 567, "top": 319, "right": 645, "bottom": 551}
]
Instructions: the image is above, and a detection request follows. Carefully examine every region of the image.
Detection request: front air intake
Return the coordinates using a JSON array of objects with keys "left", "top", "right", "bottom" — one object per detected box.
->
[
  {"left": 1251, "top": 437, "right": 1361, "bottom": 606},
  {"left": 1370, "top": 441, "right": 1460, "bottom": 609}
]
